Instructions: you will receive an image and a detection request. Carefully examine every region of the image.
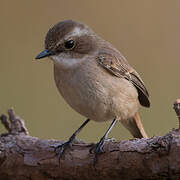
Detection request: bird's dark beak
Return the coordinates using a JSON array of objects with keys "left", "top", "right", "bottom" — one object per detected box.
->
[{"left": 35, "top": 49, "right": 53, "bottom": 59}]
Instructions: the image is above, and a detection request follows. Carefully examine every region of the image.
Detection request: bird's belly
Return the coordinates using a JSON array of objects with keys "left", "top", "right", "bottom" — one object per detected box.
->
[
  {"left": 54, "top": 65, "right": 139, "bottom": 122},
  {"left": 57, "top": 78, "right": 113, "bottom": 122}
]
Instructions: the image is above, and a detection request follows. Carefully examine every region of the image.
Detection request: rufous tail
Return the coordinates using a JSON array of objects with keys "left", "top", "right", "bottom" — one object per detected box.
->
[{"left": 121, "top": 112, "right": 148, "bottom": 138}]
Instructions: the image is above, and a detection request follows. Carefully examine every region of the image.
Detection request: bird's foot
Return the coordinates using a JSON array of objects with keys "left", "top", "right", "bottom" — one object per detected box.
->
[
  {"left": 90, "top": 137, "right": 106, "bottom": 166},
  {"left": 51, "top": 140, "right": 72, "bottom": 165}
]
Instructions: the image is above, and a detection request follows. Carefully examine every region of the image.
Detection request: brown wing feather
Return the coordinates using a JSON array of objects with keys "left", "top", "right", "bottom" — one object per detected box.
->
[{"left": 97, "top": 52, "right": 150, "bottom": 108}]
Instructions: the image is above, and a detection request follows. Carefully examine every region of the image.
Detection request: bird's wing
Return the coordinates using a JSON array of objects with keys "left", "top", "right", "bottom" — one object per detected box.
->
[{"left": 97, "top": 52, "right": 150, "bottom": 107}]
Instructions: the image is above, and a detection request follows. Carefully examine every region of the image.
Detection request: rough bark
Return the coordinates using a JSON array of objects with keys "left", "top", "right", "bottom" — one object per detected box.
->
[{"left": 0, "top": 100, "right": 180, "bottom": 180}]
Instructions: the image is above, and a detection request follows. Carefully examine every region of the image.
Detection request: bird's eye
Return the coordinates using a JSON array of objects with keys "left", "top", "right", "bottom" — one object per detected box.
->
[{"left": 64, "top": 40, "right": 75, "bottom": 49}]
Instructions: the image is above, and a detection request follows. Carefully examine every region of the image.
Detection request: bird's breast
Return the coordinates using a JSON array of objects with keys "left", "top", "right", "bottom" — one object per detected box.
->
[{"left": 53, "top": 60, "right": 139, "bottom": 122}]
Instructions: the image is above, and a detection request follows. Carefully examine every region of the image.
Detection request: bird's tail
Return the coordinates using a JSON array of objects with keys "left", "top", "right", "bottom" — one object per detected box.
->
[{"left": 121, "top": 112, "right": 148, "bottom": 138}]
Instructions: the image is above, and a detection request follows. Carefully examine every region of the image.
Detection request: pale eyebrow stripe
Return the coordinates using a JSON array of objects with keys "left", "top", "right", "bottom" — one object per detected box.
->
[{"left": 64, "top": 27, "right": 88, "bottom": 40}]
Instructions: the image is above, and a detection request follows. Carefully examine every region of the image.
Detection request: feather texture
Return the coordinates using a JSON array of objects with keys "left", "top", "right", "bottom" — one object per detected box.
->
[{"left": 97, "top": 52, "right": 150, "bottom": 107}]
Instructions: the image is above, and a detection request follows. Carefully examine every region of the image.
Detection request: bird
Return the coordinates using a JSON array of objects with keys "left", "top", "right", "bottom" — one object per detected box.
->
[{"left": 35, "top": 20, "right": 150, "bottom": 164}]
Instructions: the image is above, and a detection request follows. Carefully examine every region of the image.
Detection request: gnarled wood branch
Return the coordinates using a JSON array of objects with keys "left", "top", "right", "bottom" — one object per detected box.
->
[{"left": 0, "top": 100, "right": 180, "bottom": 180}]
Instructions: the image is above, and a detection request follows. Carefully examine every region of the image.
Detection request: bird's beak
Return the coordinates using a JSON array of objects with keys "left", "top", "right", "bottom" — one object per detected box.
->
[{"left": 35, "top": 49, "right": 53, "bottom": 59}]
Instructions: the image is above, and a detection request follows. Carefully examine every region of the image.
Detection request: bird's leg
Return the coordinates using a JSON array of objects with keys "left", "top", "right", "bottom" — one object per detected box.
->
[
  {"left": 52, "top": 119, "right": 90, "bottom": 163},
  {"left": 91, "top": 118, "right": 117, "bottom": 165}
]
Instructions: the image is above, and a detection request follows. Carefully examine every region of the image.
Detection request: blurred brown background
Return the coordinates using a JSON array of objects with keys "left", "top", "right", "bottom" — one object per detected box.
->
[{"left": 0, "top": 0, "right": 180, "bottom": 142}]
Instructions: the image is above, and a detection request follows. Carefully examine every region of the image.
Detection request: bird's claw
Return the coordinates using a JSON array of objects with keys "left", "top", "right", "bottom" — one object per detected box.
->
[
  {"left": 89, "top": 139, "right": 105, "bottom": 166},
  {"left": 51, "top": 140, "right": 72, "bottom": 165}
]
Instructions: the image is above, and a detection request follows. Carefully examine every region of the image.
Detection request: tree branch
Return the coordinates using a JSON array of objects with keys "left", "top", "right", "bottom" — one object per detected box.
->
[{"left": 0, "top": 101, "right": 180, "bottom": 180}]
